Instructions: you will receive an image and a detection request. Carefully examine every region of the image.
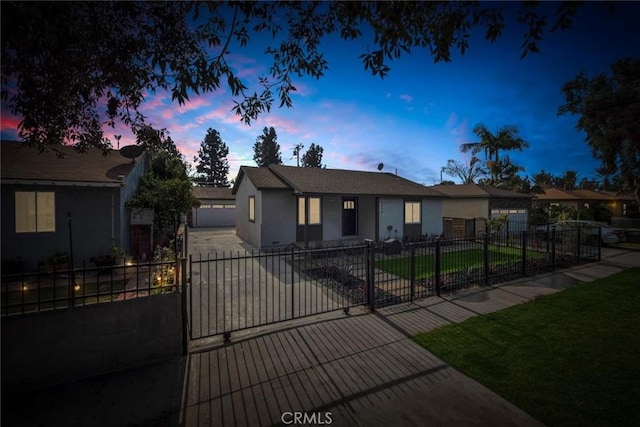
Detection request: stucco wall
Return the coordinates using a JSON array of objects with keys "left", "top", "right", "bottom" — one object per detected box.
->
[
  {"left": 261, "top": 190, "right": 296, "bottom": 246},
  {"left": 234, "top": 178, "right": 262, "bottom": 247},
  {"left": 1, "top": 292, "right": 182, "bottom": 395},
  {"left": 1, "top": 184, "right": 121, "bottom": 271},
  {"left": 378, "top": 198, "right": 443, "bottom": 240},
  {"left": 442, "top": 198, "right": 489, "bottom": 219}
]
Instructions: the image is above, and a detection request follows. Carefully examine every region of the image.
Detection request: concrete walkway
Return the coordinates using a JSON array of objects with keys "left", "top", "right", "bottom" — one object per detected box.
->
[{"left": 4, "top": 248, "right": 638, "bottom": 426}]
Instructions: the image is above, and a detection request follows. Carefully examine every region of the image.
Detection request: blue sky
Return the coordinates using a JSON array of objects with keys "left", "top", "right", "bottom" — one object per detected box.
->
[{"left": 2, "top": 1, "right": 639, "bottom": 186}]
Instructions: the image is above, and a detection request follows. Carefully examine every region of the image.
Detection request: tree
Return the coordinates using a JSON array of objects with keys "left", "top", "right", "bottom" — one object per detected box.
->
[
  {"left": 554, "top": 170, "right": 578, "bottom": 190},
  {"left": 194, "top": 128, "right": 230, "bottom": 187},
  {"left": 126, "top": 143, "right": 199, "bottom": 244},
  {"left": 2, "top": 1, "right": 587, "bottom": 151},
  {"left": 477, "top": 155, "right": 528, "bottom": 191},
  {"left": 531, "top": 170, "right": 555, "bottom": 193},
  {"left": 442, "top": 156, "right": 483, "bottom": 184},
  {"left": 460, "top": 124, "right": 529, "bottom": 185},
  {"left": 253, "top": 127, "right": 282, "bottom": 167},
  {"left": 559, "top": 57, "right": 640, "bottom": 213},
  {"left": 301, "top": 143, "right": 324, "bottom": 168}
]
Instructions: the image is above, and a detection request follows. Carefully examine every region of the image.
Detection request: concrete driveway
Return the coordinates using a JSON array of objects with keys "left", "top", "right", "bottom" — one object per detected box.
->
[
  {"left": 187, "top": 227, "right": 256, "bottom": 257},
  {"left": 185, "top": 227, "right": 344, "bottom": 342}
]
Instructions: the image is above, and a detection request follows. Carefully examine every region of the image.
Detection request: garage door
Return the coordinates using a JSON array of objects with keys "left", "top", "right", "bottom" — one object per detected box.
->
[
  {"left": 491, "top": 209, "right": 528, "bottom": 233},
  {"left": 193, "top": 203, "right": 236, "bottom": 227}
]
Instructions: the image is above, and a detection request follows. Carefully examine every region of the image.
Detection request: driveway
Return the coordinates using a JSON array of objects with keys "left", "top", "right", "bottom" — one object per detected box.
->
[
  {"left": 185, "top": 227, "right": 344, "bottom": 343},
  {"left": 188, "top": 227, "right": 256, "bottom": 257}
]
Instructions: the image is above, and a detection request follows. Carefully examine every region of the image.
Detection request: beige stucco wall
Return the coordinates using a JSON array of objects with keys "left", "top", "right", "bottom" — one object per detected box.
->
[{"left": 442, "top": 198, "right": 489, "bottom": 219}]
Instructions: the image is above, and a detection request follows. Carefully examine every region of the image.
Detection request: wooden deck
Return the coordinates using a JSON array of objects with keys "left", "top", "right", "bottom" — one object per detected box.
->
[{"left": 181, "top": 280, "right": 553, "bottom": 426}]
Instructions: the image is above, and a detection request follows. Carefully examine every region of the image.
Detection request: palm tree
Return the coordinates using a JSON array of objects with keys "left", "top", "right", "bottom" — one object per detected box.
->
[{"left": 460, "top": 123, "right": 529, "bottom": 185}]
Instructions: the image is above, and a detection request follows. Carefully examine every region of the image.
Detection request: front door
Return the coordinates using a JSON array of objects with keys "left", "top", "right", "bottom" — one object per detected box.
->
[{"left": 342, "top": 198, "right": 358, "bottom": 236}]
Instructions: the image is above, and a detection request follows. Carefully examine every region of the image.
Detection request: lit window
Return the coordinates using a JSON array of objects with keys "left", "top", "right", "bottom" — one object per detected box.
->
[
  {"left": 404, "top": 201, "right": 421, "bottom": 224},
  {"left": 248, "top": 196, "right": 255, "bottom": 222},
  {"left": 15, "top": 191, "right": 55, "bottom": 233},
  {"left": 298, "top": 196, "right": 322, "bottom": 225},
  {"left": 343, "top": 200, "right": 355, "bottom": 210},
  {"left": 309, "top": 197, "right": 321, "bottom": 225},
  {"left": 224, "top": 204, "right": 236, "bottom": 209}
]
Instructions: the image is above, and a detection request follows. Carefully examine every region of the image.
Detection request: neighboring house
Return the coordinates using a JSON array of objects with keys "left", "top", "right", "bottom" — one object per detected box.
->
[
  {"left": 430, "top": 183, "right": 533, "bottom": 238},
  {"left": 533, "top": 188, "right": 638, "bottom": 218},
  {"left": 190, "top": 186, "right": 236, "bottom": 227},
  {"left": 1, "top": 141, "right": 148, "bottom": 272},
  {"left": 232, "top": 165, "right": 445, "bottom": 248}
]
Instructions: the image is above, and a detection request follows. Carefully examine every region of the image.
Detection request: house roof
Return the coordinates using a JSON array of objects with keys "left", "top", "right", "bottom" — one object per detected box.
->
[
  {"left": 534, "top": 188, "right": 615, "bottom": 201},
  {"left": 430, "top": 183, "right": 533, "bottom": 199},
  {"left": 192, "top": 186, "right": 235, "bottom": 200},
  {"left": 1, "top": 141, "right": 145, "bottom": 185},
  {"left": 233, "top": 165, "right": 443, "bottom": 197}
]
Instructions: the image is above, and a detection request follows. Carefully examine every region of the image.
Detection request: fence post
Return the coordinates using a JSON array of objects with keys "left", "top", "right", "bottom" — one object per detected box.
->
[
  {"left": 483, "top": 233, "right": 489, "bottom": 286},
  {"left": 180, "top": 257, "right": 189, "bottom": 356},
  {"left": 367, "top": 242, "right": 376, "bottom": 312},
  {"left": 576, "top": 226, "right": 582, "bottom": 264},
  {"left": 551, "top": 226, "right": 556, "bottom": 270},
  {"left": 598, "top": 226, "right": 602, "bottom": 261},
  {"left": 521, "top": 231, "right": 528, "bottom": 276},
  {"left": 291, "top": 246, "right": 295, "bottom": 320},
  {"left": 410, "top": 245, "right": 416, "bottom": 303},
  {"left": 435, "top": 239, "right": 441, "bottom": 297}
]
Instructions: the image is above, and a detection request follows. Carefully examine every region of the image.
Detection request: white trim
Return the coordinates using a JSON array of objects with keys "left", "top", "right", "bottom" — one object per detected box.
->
[{"left": 2, "top": 179, "right": 123, "bottom": 188}]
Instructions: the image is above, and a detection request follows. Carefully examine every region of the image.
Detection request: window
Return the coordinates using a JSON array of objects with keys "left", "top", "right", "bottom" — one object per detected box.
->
[
  {"left": 584, "top": 203, "right": 590, "bottom": 209},
  {"left": 248, "top": 196, "right": 255, "bottom": 222},
  {"left": 343, "top": 200, "right": 355, "bottom": 210},
  {"left": 297, "top": 196, "right": 322, "bottom": 225},
  {"left": 309, "top": 197, "right": 321, "bottom": 225},
  {"left": 297, "top": 197, "right": 306, "bottom": 225},
  {"left": 404, "top": 201, "right": 421, "bottom": 224},
  {"left": 15, "top": 191, "right": 55, "bottom": 233}
]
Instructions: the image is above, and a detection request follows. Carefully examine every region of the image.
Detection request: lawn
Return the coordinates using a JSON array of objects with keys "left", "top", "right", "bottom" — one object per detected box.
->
[
  {"left": 376, "top": 245, "right": 545, "bottom": 280},
  {"left": 412, "top": 268, "right": 640, "bottom": 427}
]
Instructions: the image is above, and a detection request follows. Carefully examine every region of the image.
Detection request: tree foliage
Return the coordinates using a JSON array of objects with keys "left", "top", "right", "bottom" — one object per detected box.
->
[
  {"left": 1, "top": 1, "right": 586, "bottom": 151},
  {"left": 442, "top": 156, "right": 483, "bottom": 184},
  {"left": 253, "top": 127, "right": 282, "bottom": 167},
  {"left": 559, "top": 57, "right": 640, "bottom": 213},
  {"left": 126, "top": 147, "right": 199, "bottom": 244},
  {"left": 194, "top": 128, "right": 230, "bottom": 187},
  {"left": 460, "top": 123, "right": 529, "bottom": 185},
  {"left": 302, "top": 143, "right": 324, "bottom": 168}
]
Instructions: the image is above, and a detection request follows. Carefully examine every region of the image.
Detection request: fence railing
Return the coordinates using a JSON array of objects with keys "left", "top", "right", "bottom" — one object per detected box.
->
[
  {"left": 188, "top": 225, "right": 601, "bottom": 339},
  {"left": 1, "top": 259, "right": 178, "bottom": 317}
]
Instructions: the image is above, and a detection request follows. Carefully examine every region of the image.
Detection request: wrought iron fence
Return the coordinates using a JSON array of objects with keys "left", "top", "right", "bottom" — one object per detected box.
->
[
  {"left": 188, "top": 224, "right": 601, "bottom": 340},
  {"left": 1, "top": 259, "right": 178, "bottom": 316}
]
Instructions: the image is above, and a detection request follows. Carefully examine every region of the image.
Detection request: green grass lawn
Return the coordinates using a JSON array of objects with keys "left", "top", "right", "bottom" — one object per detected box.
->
[
  {"left": 376, "top": 245, "right": 545, "bottom": 280},
  {"left": 413, "top": 268, "right": 640, "bottom": 427}
]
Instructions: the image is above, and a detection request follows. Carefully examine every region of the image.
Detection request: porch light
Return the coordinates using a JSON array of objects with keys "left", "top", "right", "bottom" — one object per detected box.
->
[
  {"left": 74, "top": 284, "right": 81, "bottom": 292},
  {"left": 22, "top": 284, "right": 28, "bottom": 291}
]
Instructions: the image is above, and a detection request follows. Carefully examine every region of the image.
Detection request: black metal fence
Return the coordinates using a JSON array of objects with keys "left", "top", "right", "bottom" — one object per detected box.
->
[
  {"left": 188, "top": 224, "right": 601, "bottom": 340},
  {"left": 1, "top": 259, "right": 178, "bottom": 316}
]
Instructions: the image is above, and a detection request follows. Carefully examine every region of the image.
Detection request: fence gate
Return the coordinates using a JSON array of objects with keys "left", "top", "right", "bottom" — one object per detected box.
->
[{"left": 186, "top": 245, "right": 372, "bottom": 341}]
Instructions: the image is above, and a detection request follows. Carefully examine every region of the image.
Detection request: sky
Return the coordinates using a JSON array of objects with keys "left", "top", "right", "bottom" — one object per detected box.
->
[{"left": 1, "top": 1, "right": 639, "bottom": 186}]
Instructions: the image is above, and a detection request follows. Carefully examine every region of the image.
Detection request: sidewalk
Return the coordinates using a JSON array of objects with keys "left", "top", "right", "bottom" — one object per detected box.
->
[{"left": 3, "top": 248, "right": 639, "bottom": 426}]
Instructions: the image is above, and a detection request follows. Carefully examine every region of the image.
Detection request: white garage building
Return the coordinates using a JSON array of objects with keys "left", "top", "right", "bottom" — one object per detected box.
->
[{"left": 191, "top": 186, "right": 236, "bottom": 228}]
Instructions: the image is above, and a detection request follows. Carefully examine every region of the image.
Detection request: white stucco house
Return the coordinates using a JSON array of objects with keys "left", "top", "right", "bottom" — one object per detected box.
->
[{"left": 232, "top": 165, "right": 445, "bottom": 248}]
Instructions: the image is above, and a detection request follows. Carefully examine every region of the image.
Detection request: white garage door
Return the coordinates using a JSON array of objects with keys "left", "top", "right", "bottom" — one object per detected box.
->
[
  {"left": 193, "top": 203, "right": 236, "bottom": 227},
  {"left": 491, "top": 209, "right": 528, "bottom": 233}
]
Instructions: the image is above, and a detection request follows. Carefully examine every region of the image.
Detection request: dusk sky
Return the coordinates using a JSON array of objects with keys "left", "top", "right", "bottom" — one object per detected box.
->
[{"left": 1, "top": 1, "right": 639, "bottom": 186}]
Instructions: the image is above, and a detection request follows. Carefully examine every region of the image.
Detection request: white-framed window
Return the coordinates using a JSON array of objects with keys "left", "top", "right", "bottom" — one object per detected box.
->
[
  {"left": 404, "top": 201, "right": 421, "bottom": 224},
  {"left": 584, "top": 203, "right": 590, "bottom": 209},
  {"left": 15, "top": 191, "right": 55, "bottom": 233},
  {"left": 623, "top": 203, "right": 627, "bottom": 216},
  {"left": 248, "top": 196, "right": 255, "bottom": 222}
]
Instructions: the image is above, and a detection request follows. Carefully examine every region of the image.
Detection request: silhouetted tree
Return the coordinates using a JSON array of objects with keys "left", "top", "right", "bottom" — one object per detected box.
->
[
  {"left": 301, "top": 143, "right": 324, "bottom": 168},
  {"left": 253, "top": 127, "right": 282, "bottom": 167},
  {"left": 559, "top": 57, "right": 640, "bottom": 213},
  {"left": 442, "top": 156, "right": 483, "bottom": 184},
  {"left": 2, "top": 1, "right": 590, "bottom": 151},
  {"left": 194, "top": 128, "right": 230, "bottom": 187}
]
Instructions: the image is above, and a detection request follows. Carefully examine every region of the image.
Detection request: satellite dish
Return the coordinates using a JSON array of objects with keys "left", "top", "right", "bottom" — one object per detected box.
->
[
  {"left": 377, "top": 163, "right": 384, "bottom": 171},
  {"left": 119, "top": 145, "right": 144, "bottom": 163}
]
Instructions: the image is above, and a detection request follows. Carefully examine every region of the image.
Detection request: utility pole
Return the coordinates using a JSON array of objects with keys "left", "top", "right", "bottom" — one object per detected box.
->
[{"left": 292, "top": 144, "right": 304, "bottom": 167}]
